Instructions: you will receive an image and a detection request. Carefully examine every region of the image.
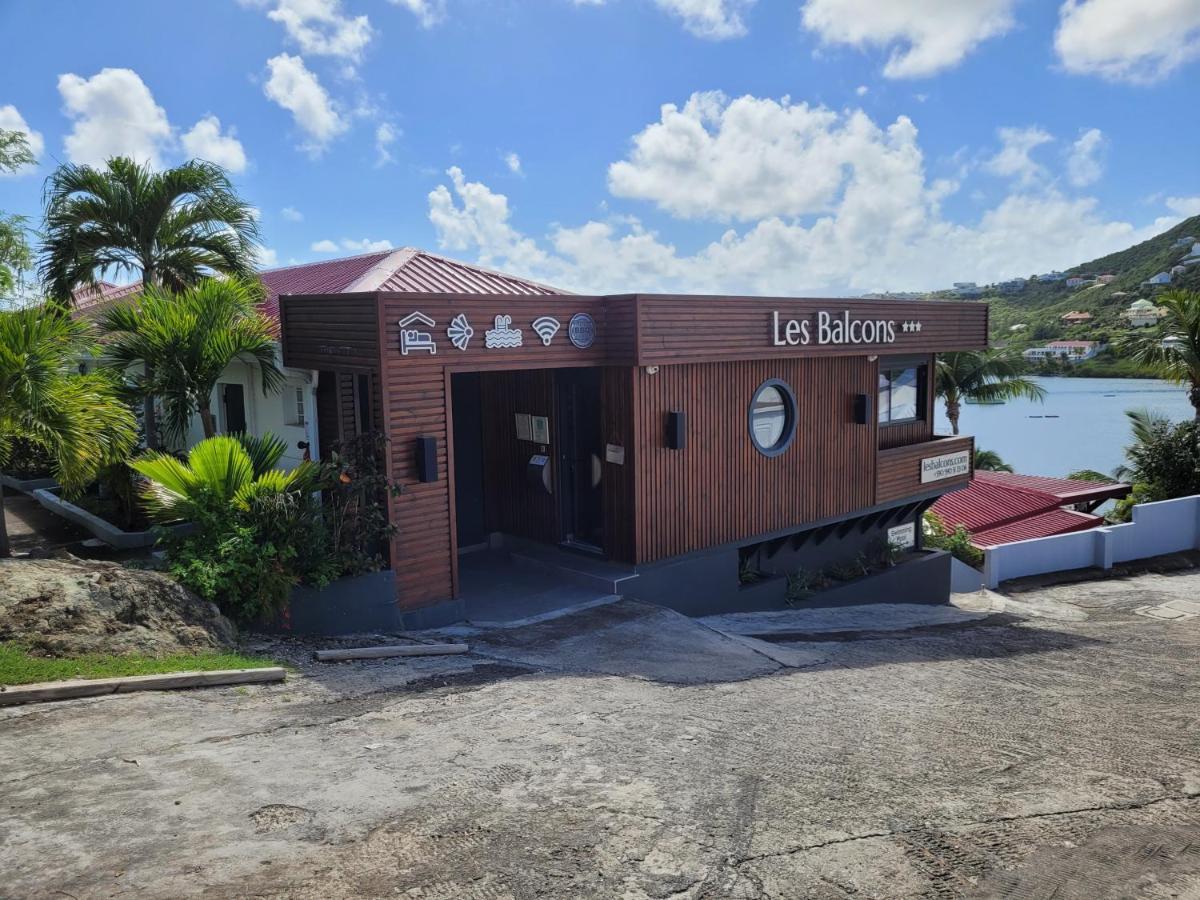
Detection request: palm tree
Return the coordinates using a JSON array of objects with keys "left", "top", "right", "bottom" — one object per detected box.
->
[
  {"left": 132, "top": 433, "right": 318, "bottom": 525},
  {"left": 935, "top": 349, "right": 1047, "bottom": 435},
  {"left": 0, "top": 129, "right": 36, "bottom": 301},
  {"left": 99, "top": 279, "right": 282, "bottom": 443},
  {"left": 40, "top": 157, "right": 261, "bottom": 445},
  {"left": 0, "top": 307, "right": 137, "bottom": 556},
  {"left": 973, "top": 448, "right": 1014, "bottom": 472},
  {"left": 1118, "top": 289, "right": 1200, "bottom": 421},
  {"left": 1113, "top": 407, "right": 1171, "bottom": 482}
]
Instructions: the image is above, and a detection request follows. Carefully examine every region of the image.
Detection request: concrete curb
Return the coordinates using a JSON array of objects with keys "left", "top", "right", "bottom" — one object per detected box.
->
[{"left": 0, "top": 667, "right": 286, "bottom": 707}]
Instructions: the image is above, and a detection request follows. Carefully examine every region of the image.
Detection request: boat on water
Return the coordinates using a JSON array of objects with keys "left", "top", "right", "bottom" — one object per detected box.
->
[{"left": 966, "top": 398, "right": 1006, "bottom": 405}]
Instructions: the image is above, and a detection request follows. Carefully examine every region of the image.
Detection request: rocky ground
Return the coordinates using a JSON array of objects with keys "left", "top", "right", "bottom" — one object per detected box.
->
[
  {"left": 3, "top": 572, "right": 1200, "bottom": 898},
  {"left": 0, "top": 555, "right": 236, "bottom": 656}
]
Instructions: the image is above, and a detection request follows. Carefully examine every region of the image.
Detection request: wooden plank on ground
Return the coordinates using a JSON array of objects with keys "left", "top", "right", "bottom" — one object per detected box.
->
[
  {"left": 0, "top": 667, "right": 287, "bottom": 707},
  {"left": 314, "top": 643, "right": 469, "bottom": 662}
]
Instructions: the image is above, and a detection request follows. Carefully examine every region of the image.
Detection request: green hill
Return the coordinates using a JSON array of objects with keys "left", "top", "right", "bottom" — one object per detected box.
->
[{"left": 980, "top": 214, "right": 1200, "bottom": 375}]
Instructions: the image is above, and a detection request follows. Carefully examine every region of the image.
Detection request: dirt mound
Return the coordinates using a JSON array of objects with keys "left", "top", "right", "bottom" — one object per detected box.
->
[{"left": 0, "top": 556, "right": 236, "bottom": 656}]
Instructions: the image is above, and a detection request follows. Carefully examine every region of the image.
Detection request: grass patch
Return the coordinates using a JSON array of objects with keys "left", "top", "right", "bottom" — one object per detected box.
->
[{"left": 0, "top": 642, "right": 279, "bottom": 686}]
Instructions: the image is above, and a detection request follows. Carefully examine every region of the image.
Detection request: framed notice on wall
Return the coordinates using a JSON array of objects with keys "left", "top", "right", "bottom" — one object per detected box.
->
[
  {"left": 530, "top": 415, "right": 550, "bottom": 445},
  {"left": 514, "top": 413, "right": 532, "bottom": 441}
]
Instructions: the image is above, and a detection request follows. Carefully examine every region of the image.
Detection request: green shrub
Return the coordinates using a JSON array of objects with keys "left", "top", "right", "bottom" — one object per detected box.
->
[{"left": 922, "top": 511, "right": 984, "bottom": 568}]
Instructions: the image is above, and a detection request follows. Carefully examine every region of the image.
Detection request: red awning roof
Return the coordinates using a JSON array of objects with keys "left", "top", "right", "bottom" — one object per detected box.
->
[{"left": 932, "top": 469, "right": 1128, "bottom": 548}]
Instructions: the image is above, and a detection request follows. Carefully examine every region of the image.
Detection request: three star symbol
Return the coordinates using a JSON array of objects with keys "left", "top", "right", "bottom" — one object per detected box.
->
[{"left": 901, "top": 320, "right": 923, "bottom": 333}]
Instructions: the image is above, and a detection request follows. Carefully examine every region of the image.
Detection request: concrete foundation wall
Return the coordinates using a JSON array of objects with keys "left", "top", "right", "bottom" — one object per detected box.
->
[{"left": 984, "top": 495, "right": 1200, "bottom": 588}]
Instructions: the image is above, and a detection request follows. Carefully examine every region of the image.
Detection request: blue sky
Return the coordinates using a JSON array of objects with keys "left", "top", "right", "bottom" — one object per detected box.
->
[{"left": 1, "top": 0, "right": 1198, "bottom": 296}]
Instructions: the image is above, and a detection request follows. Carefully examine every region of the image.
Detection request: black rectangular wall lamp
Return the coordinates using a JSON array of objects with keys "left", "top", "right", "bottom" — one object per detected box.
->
[
  {"left": 853, "top": 394, "right": 871, "bottom": 425},
  {"left": 667, "top": 410, "right": 687, "bottom": 449},
  {"left": 415, "top": 436, "right": 438, "bottom": 482}
]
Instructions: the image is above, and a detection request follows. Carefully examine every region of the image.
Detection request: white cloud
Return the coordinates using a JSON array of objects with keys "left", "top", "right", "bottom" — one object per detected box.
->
[
  {"left": 653, "top": 0, "right": 753, "bottom": 39},
  {"left": 801, "top": 0, "right": 1017, "bottom": 78},
  {"left": 428, "top": 98, "right": 1186, "bottom": 297},
  {"left": 282, "top": 206, "right": 304, "bottom": 222},
  {"left": 263, "top": 0, "right": 373, "bottom": 63},
  {"left": 1166, "top": 195, "right": 1200, "bottom": 217},
  {"left": 58, "top": 68, "right": 173, "bottom": 167},
  {"left": 263, "top": 53, "right": 348, "bottom": 155},
  {"left": 607, "top": 91, "right": 936, "bottom": 222},
  {"left": 983, "top": 126, "right": 1053, "bottom": 186},
  {"left": 855, "top": 85, "right": 869, "bottom": 96},
  {"left": 389, "top": 0, "right": 446, "bottom": 28},
  {"left": 0, "top": 105, "right": 43, "bottom": 174},
  {"left": 1055, "top": 0, "right": 1200, "bottom": 83},
  {"left": 256, "top": 246, "right": 281, "bottom": 268},
  {"left": 504, "top": 151, "right": 522, "bottom": 175},
  {"left": 375, "top": 122, "right": 398, "bottom": 166},
  {"left": 181, "top": 115, "right": 248, "bottom": 172},
  {"left": 312, "top": 237, "right": 394, "bottom": 253},
  {"left": 1065, "top": 127, "right": 1106, "bottom": 187}
]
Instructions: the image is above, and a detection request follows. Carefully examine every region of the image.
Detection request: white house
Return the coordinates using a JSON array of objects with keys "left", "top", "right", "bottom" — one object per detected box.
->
[
  {"left": 1065, "top": 276, "right": 1089, "bottom": 288},
  {"left": 1037, "top": 271, "right": 1066, "bottom": 283},
  {"left": 1023, "top": 341, "right": 1102, "bottom": 362},
  {"left": 1183, "top": 243, "right": 1200, "bottom": 264},
  {"left": 75, "top": 249, "right": 567, "bottom": 469},
  {"left": 952, "top": 281, "right": 983, "bottom": 297},
  {"left": 1172, "top": 235, "right": 1196, "bottom": 249},
  {"left": 1124, "top": 299, "right": 1165, "bottom": 327},
  {"left": 1143, "top": 271, "right": 1172, "bottom": 286}
]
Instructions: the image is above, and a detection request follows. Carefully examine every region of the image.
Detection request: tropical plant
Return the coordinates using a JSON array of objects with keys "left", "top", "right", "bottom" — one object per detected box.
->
[
  {"left": 1107, "top": 410, "right": 1200, "bottom": 522},
  {"left": 0, "top": 129, "right": 36, "bottom": 302},
  {"left": 0, "top": 307, "right": 137, "bottom": 556},
  {"left": 935, "top": 349, "right": 1047, "bottom": 435},
  {"left": 99, "top": 278, "right": 282, "bottom": 443},
  {"left": 1067, "top": 469, "right": 1116, "bottom": 484},
  {"left": 922, "top": 510, "right": 984, "bottom": 568},
  {"left": 1117, "top": 290, "right": 1200, "bottom": 420},
  {"left": 132, "top": 434, "right": 328, "bottom": 621},
  {"left": 40, "top": 157, "right": 261, "bottom": 445},
  {"left": 973, "top": 448, "right": 1014, "bottom": 473}
]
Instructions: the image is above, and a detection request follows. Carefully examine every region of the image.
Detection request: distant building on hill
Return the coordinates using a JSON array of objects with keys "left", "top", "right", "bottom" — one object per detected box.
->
[
  {"left": 1038, "top": 271, "right": 1066, "bottom": 282},
  {"left": 1124, "top": 299, "right": 1166, "bottom": 327},
  {"left": 1096, "top": 274, "right": 1116, "bottom": 284},
  {"left": 1023, "top": 340, "right": 1101, "bottom": 362},
  {"left": 1172, "top": 235, "right": 1196, "bottom": 249},
  {"left": 995, "top": 278, "right": 1026, "bottom": 293},
  {"left": 1065, "top": 276, "right": 1089, "bottom": 288},
  {"left": 1182, "top": 243, "right": 1200, "bottom": 264},
  {"left": 1143, "top": 271, "right": 1172, "bottom": 286},
  {"left": 952, "top": 282, "right": 983, "bottom": 297},
  {"left": 1060, "top": 310, "right": 1093, "bottom": 325}
]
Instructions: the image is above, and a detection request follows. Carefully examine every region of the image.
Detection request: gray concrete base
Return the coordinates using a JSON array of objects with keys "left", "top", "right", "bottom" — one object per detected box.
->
[
  {"left": 30, "top": 487, "right": 189, "bottom": 550},
  {"left": 0, "top": 473, "right": 57, "bottom": 494},
  {"left": 261, "top": 570, "right": 405, "bottom": 635}
]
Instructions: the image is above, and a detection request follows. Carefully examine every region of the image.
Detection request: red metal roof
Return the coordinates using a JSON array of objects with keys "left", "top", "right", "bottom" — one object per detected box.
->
[
  {"left": 258, "top": 250, "right": 394, "bottom": 322},
  {"left": 377, "top": 249, "right": 562, "bottom": 296},
  {"left": 932, "top": 469, "right": 1126, "bottom": 549},
  {"left": 972, "top": 508, "right": 1104, "bottom": 548}
]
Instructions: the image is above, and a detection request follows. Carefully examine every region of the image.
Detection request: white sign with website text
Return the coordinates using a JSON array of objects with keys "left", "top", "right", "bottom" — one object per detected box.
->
[{"left": 920, "top": 450, "right": 971, "bottom": 483}]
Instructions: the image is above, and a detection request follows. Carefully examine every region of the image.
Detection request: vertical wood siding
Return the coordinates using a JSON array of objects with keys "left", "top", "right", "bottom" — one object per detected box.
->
[
  {"left": 876, "top": 435, "right": 974, "bottom": 504},
  {"left": 601, "top": 367, "right": 637, "bottom": 563},
  {"left": 631, "top": 357, "right": 878, "bottom": 563}
]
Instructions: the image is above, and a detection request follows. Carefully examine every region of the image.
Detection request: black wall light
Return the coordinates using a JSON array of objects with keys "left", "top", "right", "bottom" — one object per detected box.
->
[
  {"left": 666, "top": 410, "right": 687, "bottom": 449},
  {"left": 853, "top": 394, "right": 871, "bottom": 425},
  {"left": 415, "top": 436, "right": 438, "bottom": 482}
]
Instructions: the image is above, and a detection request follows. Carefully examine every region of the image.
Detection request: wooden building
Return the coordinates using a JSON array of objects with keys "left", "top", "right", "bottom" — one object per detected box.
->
[{"left": 281, "top": 291, "right": 987, "bottom": 623}]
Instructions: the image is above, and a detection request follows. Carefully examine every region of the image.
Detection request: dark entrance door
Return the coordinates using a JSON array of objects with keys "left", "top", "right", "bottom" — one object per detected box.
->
[
  {"left": 451, "top": 372, "right": 487, "bottom": 550},
  {"left": 556, "top": 368, "right": 604, "bottom": 552},
  {"left": 222, "top": 383, "right": 247, "bottom": 434}
]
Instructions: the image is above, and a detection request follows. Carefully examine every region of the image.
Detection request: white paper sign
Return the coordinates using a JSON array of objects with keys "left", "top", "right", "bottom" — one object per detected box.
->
[
  {"left": 920, "top": 450, "right": 971, "bottom": 483},
  {"left": 887, "top": 522, "right": 916, "bottom": 549},
  {"left": 515, "top": 413, "right": 532, "bottom": 441},
  {"left": 530, "top": 415, "right": 550, "bottom": 445},
  {"left": 605, "top": 443, "right": 625, "bottom": 465}
]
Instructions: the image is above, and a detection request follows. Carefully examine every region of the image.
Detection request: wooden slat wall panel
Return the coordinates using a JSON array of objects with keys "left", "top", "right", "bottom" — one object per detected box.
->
[
  {"left": 601, "top": 367, "right": 636, "bottom": 563},
  {"left": 876, "top": 436, "right": 974, "bottom": 504},
  {"left": 878, "top": 354, "right": 936, "bottom": 450},
  {"left": 632, "top": 357, "right": 877, "bottom": 563},
  {"left": 337, "top": 373, "right": 358, "bottom": 439},
  {"left": 315, "top": 372, "right": 341, "bottom": 458},
  {"left": 635, "top": 297, "right": 988, "bottom": 365},
  {"left": 478, "top": 370, "right": 559, "bottom": 543},
  {"left": 280, "top": 294, "right": 381, "bottom": 372}
]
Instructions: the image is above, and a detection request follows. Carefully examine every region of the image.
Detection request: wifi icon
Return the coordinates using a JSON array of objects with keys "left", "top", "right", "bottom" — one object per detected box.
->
[{"left": 531, "top": 316, "right": 561, "bottom": 346}]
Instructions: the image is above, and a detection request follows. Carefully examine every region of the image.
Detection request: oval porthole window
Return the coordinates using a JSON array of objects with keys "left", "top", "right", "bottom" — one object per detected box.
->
[{"left": 748, "top": 379, "right": 796, "bottom": 457}]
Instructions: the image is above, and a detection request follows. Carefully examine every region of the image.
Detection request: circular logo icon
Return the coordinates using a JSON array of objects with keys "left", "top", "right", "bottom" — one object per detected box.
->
[{"left": 568, "top": 313, "right": 596, "bottom": 349}]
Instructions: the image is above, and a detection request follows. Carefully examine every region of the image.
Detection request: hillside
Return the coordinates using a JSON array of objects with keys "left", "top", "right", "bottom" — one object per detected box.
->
[{"left": 977, "top": 214, "right": 1200, "bottom": 375}]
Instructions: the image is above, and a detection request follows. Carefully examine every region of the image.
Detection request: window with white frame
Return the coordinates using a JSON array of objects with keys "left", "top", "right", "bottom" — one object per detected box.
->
[{"left": 283, "top": 385, "right": 305, "bottom": 426}]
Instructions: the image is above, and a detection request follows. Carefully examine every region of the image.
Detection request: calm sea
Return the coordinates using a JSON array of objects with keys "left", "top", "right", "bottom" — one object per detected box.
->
[{"left": 936, "top": 377, "right": 1195, "bottom": 478}]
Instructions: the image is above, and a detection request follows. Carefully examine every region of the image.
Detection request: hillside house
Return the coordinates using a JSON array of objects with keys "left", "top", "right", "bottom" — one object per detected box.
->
[
  {"left": 1023, "top": 341, "right": 1101, "bottom": 362},
  {"left": 1060, "top": 310, "right": 1093, "bottom": 325},
  {"left": 1143, "top": 271, "right": 1172, "bottom": 286},
  {"left": 1182, "top": 243, "right": 1200, "bottom": 264},
  {"left": 995, "top": 279, "right": 1026, "bottom": 293},
  {"left": 952, "top": 282, "right": 983, "bottom": 297},
  {"left": 1124, "top": 299, "right": 1166, "bottom": 327},
  {"left": 1172, "top": 235, "right": 1196, "bottom": 249},
  {"left": 1037, "top": 271, "right": 1066, "bottom": 283},
  {"left": 1065, "top": 276, "right": 1089, "bottom": 288},
  {"left": 1096, "top": 274, "right": 1116, "bottom": 284}
]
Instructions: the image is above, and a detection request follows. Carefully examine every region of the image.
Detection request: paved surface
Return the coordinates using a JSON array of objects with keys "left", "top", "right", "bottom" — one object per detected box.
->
[{"left": 4, "top": 573, "right": 1200, "bottom": 898}]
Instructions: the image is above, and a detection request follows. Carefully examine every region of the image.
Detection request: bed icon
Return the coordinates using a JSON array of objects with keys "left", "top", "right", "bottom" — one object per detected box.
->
[{"left": 399, "top": 311, "right": 437, "bottom": 356}]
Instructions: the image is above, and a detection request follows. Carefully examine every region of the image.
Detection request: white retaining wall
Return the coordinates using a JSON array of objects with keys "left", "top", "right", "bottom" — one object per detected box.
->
[{"left": 984, "top": 495, "right": 1200, "bottom": 589}]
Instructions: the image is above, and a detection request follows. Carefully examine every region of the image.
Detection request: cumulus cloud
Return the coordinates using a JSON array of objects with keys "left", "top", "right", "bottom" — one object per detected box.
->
[
  {"left": 181, "top": 115, "right": 248, "bottom": 172},
  {"left": 607, "top": 92, "right": 941, "bottom": 222},
  {"left": 653, "top": 0, "right": 754, "bottom": 39},
  {"left": 504, "top": 152, "right": 522, "bottom": 175},
  {"left": 0, "top": 105, "right": 43, "bottom": 174},
  {"left": 426, "top": 98, "right": 1185, "bottom": 297},
  {"left": 1166, "top": 195, "right": 1200, "bottom": 217},
  {"left": 263, "top": 53, "right": 348, "bottom": 155},
  {"left": 256, "top": 246, "right": 281, "bottom": 268},
  {"left": 389, "top": 0, "right": 446, "bottom": 28},
  {"left": 1065, "top": 128, "right": 1106, "bottom": 187},
  {"left": 312, "top": 237, "right": 393, "bottom": 253},
  {"left": 801, "top": 0, "right": 1017, "bottom": 78},
  {"left": 1055, "top": 0, "right": 1200, "bottom": 83},
  {"left": 983, "top": 126, "right": 1053, "bottom": 186},
  {"left": 375, "top": 122, "right": 398, "bottom": 166},
  {"left": 282, "top": 206, "right": 304, "bottom": 221},
  {"left": 58, "top": 68, "right": 174, "bottom": 167},
  {"left": 262, "top": 0, "right": 373, "bottom": 62}
]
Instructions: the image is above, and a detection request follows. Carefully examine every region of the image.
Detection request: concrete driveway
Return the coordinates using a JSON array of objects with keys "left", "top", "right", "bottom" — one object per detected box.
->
[{"left": 3, "top": 574, "right": 1200, "bottom": 898}]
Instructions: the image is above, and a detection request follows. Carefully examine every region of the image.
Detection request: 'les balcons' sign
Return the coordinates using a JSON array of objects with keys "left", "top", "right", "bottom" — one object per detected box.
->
[{"left": 771, "top": 310, "right": 922, "bottom": 347}]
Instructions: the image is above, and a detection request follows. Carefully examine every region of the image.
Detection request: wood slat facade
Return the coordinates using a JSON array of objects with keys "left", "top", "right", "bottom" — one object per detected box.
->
[{"left": 281, "top": 291, "right": 989, "bottom": 611}]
